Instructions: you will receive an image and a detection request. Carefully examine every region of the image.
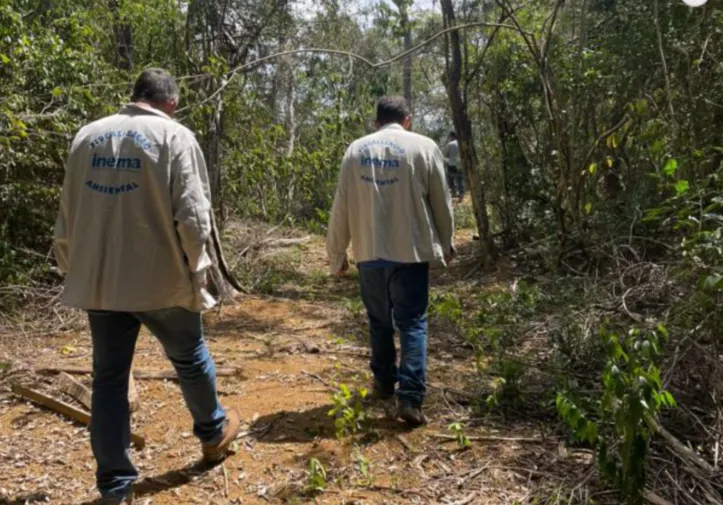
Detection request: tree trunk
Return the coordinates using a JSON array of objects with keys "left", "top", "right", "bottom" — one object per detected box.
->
[
  {"left": 440, "top": 0, "right": 495, "bottom": 266},
  {"left": 393, "top": 0, "right": 414, "bottom": 113},
  {"left": 109, "top": 0, "right": 133, "bottom": 70}
]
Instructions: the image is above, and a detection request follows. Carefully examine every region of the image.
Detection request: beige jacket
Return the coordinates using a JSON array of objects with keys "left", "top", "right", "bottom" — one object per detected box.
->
[
  {"left": 326, "top": 123, "right": 454, "bottom": 273},
  {"left": 53, "top": 104, "right": 216, "bottom": 312}
]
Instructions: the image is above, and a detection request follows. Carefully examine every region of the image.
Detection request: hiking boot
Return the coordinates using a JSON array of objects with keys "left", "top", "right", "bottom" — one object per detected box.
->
[
  {"left": 202, "top": 408, "right": 241, "bottom": 463},
  {"left": 367, "top": 382, "right": 395, "bottom": 402},
  {"left": 398, "top": 404, "right": 426, "bottom": 427}
]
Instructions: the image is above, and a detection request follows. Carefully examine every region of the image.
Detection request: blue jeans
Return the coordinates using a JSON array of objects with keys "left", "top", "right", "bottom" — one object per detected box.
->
[
  {"left": 88, "top": 308, "right": 226, "bottom": 499},
  {"left": 446, "top": 165, "right": 465, "bottom": 198},
  {"left": 358, "top": 263, "right": 429, "bottom": 408}
]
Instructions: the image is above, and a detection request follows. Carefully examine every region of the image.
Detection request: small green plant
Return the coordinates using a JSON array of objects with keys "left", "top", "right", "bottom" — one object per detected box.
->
[
  {"left": 328, "top": 384, "right": 368, "bottom": 438},
  {"left": 353, "top": 447, "right": 374, "bottom": 486},
  {"left": 557, "top": 324, "right": 676, "bottom": 505},
  {"left": 447, "top": 422, "right": 471, "bottom": 450},
  {"left": 305, "top": 458, "right": 327, "bottom": 494}
]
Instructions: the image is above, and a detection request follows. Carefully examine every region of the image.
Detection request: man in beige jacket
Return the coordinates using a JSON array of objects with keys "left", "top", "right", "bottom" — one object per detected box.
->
[
  {"left": 326, "top": 96, "right": 455, "bottom": 426},
  {"left": 54, "top": 68, "right": 240, "bottom": 504}
]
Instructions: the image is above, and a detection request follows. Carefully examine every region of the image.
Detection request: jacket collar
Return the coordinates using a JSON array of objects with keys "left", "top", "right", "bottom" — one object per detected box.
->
[
  {"left": 379, "top": 123, "right": 405, "bottom": 132},
  {"left": 119, "top": 102, "right": 172, "bottom": 120}
]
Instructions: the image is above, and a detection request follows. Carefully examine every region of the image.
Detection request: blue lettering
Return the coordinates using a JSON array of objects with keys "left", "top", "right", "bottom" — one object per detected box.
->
[
  {"left": 360, "top": 175, "right": 399, "bottom": 186},
  {"left": 361, "top": 157, "right": 400, "bottom": 169},
  {"left": 90, "top": 153, "right": 141, "bottom": 172},
  {"left": 88, "top": 130, "right": 153, "bottom": 151},
  {"left": 84, "top": 179, "right": 139, "bottom": 195}
]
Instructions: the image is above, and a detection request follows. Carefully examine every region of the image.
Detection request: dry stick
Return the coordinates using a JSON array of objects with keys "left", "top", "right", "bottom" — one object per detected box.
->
[
  {"left": 300, "top": 370, "right": 334, "bottom": 389},
  {"left": 396, "top": 434, "right": 417, "bottom": 453},
  {"left": 37, "top": 365, "right": 242, "bottom": 379},
  {"left": 651, "top": 417, "right": 716, "bottom": 475},
  {"left": 222, "top": 463, "right": 229, "bottom": 499},
  {"left": 431, "top": 433, "right": 553, "bottom": 443},
  {"left": 11, "top": 383, "right": 146, "bottom": 449},
  {"left": 209, "top": 212, "right": 250, "bottom": 295}
]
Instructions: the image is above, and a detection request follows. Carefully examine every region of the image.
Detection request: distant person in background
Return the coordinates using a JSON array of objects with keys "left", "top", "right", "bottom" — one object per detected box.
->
[
  {"left": 444, "top": 131, "right": 464, "bottom": 201},
  {"left": 326, "top": 96, "right": 455, "bottom": 427},
  {"left": 54, "top": 68, "right": 240, "bottom": 505}
]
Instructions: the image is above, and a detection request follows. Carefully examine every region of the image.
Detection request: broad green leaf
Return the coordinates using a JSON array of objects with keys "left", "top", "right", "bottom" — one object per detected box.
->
[
  {"left": 663, "top": 159, "right": 678, "bottom": 176},
  {"left": 674, "top": 180, "right": 689, "bottom": 194}
]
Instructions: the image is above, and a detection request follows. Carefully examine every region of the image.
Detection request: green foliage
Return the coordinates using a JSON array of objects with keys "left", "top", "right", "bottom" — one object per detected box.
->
[
  {"left": 327, "top": 383, "right": 368, "bottom": 438},
  {"left": 305, "top": 458, "right": 327, "bottom": 495},
  {"left": 557, "top": 325, "right": 675, "bottom": 505},
  {"left": 447, "top": 422, "right": 471, "bottom": 450},
  {"left": 431, "top": 283, "right": 542, "bottom": 411},
  {"left": 352, "top": 447, "right": 373, "bottom": 486}
]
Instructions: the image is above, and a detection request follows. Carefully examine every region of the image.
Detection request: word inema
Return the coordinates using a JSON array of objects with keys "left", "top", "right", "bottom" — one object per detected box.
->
[{"left": 92, "top": 153, "right": 142, "bottom": 171}]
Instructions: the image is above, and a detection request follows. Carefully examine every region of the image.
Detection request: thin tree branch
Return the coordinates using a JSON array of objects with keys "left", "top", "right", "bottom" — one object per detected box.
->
[
  {"left": 653, "top": 0, "right": 676, "bottom": 122},
  {"left": 177, "top": 21, "right": 529, "bottom": 114}
]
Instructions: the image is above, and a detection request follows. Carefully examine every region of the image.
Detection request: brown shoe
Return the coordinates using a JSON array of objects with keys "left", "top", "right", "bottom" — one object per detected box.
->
[
  {"left": 398, "top": 404, "right": 427, "bottom": 427},
  {"left": 202, "top": 408, "right": 241, "bottom": 463}
]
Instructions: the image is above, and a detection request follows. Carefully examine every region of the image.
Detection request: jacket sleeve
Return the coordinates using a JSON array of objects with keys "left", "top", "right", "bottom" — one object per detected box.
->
[
  {"left": 53, "top": 156, "right": 72, "bottom": 274},
  {"left": 428, "top": 144, "right": 455, "bottom": 255},
  {"left": 53, "top": 138, "right": 83, "bottom": 274},
  {"left": 326, "top": 147, "right": 353, "bottom": 274},
  {"left": 170, "top": 139, "right": 213, "bottom": 274}
]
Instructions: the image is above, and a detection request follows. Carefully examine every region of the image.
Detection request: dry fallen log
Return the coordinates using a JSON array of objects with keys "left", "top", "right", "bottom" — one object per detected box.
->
[
  {"left": 37, "top": 365, "right": 242, "bottom": 380},
  {"left": 12, "top": 383, "right": 146, "bottom": 449}
]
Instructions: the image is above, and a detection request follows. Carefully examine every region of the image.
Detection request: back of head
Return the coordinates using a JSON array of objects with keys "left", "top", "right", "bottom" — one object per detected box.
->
[
  {"left": 376, "top": 96, "right": 410, "bottom": 126},
  {"left": 131, "top": 68, "right": 180, "bottom": 106}
]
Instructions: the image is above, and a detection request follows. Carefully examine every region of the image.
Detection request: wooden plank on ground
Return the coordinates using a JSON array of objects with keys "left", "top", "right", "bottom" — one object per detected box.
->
[
  {"left": 58, "top": 371, "right": 139, "bottom": 412},
  {"left": 11, "top": 383, "right": 146, "bottom": 450},
  {"left": 57, "top": 372, "right": 91, "bottom": 410},
  {"left": 37, "top": 366, "right": 241, "bottom": 380}
]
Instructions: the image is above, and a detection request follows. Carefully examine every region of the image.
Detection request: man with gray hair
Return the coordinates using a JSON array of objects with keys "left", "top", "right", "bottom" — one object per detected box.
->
[
  {"left": 54, "top": 68, "right": 240, "bottom": 504},
  {"left": 326, "top": 96, "right": 455, "bottom": 427}
]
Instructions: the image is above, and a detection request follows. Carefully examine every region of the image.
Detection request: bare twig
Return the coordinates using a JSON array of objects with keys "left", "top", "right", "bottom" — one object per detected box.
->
[
  {"left": 396, "top": 434, "right": 417, "bottom": 453},
  {"left": 431, "top": 433, "right": 553, "bottom": 443}
]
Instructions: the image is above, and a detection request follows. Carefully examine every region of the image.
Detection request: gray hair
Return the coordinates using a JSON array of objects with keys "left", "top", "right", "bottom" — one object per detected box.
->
[
  {"left": 131, "top": 68, "right": 180, "bottom": 104},
  {"left": 376, "top": 96, "right": 410, "bottom": 125}
]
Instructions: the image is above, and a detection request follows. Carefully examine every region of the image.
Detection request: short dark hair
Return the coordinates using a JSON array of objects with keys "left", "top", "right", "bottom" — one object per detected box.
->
[
  {"left": 376, "top": 96, "right": 410, "bottom": 125},
  {"left": 449, "top": 131, "right": 457, "bottom": 139},
  {"left": 131, "top": 68, "right": 180, "bottom": 104}
]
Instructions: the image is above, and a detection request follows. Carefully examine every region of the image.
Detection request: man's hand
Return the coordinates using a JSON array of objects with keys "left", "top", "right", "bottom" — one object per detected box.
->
[
  {"left": 444, "top": 245, "right": 457, "bottom": 265},
  {"left": 335, "top": 256, "right": 350, "bottom": 277}
]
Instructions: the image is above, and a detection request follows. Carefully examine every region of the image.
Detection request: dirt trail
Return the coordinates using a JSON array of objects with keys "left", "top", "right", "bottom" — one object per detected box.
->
[{"left": 0, "top": 231, "right": 583, "bottom": 505}]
